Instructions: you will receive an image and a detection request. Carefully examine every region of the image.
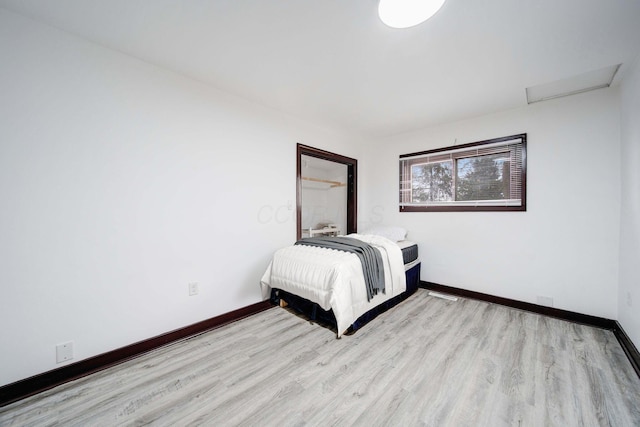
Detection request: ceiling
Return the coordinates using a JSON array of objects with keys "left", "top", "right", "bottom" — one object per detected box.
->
[{"left": 2, "top": 0, "right": 639, "bottom": 138}]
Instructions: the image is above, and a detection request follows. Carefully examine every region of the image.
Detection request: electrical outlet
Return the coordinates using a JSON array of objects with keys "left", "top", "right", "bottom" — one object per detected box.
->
[
  {"left": 189, "top": 282, "right": 199, "bottom": 296},
  {"left": 627, "top": 291, "right": 633, "bottom": 308},
  {"left": 56, "top": 342, "right": 74, "bottom": 363}
]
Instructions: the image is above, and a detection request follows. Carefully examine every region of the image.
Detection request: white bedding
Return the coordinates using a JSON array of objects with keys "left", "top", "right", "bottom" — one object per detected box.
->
[{"left": 260, "top": 233, "right": 406, "bottom": 337}]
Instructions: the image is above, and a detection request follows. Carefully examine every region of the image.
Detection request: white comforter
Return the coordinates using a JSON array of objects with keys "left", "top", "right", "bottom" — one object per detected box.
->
[{"left": 260, "top": 234, "right": 406, "bottom": 337}]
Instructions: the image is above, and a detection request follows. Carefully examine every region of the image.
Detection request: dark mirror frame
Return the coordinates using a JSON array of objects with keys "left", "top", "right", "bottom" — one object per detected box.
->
[{"left": 296, "top": 144, "right": 357, "bottom": 240}]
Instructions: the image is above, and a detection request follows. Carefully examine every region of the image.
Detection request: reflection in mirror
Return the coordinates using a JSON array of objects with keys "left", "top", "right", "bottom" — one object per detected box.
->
[{"left": 301, "top": 155, "right": 348, "bottom": 238}]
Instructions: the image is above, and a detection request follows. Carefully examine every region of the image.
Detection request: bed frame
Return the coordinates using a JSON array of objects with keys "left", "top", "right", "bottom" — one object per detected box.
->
[{"left": 269, "top": 262, "right": 421, "bottom": 335}]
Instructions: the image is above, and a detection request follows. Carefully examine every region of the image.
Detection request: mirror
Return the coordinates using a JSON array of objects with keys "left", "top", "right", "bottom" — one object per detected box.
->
[{"left": 296, "top": 144, "right": 357, "bottom": 240}]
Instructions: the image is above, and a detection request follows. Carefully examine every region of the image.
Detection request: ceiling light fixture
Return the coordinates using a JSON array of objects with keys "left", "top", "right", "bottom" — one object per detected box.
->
[{"left": 378, "top": 0, "right": 446, "bottom": 29}]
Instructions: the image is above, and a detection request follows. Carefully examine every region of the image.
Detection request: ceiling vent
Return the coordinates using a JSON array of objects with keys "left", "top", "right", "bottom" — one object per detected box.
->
[{"left": 526, "top": 64, "right": 621, "bottom": 104}]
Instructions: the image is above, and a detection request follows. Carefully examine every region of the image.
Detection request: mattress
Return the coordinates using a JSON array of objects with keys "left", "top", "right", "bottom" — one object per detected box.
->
[{"left": 397, "top": 240, "right": 419, "bottom": 265}]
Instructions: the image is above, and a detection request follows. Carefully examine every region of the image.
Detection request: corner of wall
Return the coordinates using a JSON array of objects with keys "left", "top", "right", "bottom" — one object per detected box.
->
[{"left": 618, "top": 53, "right": 640, "bottom": 350}]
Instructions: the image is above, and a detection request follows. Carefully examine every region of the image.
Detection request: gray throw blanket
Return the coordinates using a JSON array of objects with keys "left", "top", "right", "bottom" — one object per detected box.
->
[{"left": 295, "top": 237, "right": 385, "bottom": 301}]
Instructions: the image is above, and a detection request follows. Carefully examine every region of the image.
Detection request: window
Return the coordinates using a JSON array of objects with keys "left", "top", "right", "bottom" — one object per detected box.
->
[{"left": 399, "top": 134, "right": 526, "bottom": 212}]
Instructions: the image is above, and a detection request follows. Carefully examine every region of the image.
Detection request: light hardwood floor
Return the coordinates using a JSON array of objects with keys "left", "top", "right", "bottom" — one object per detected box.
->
[{"left": 1, "top": 289, "right": 639, "bottom": 426}]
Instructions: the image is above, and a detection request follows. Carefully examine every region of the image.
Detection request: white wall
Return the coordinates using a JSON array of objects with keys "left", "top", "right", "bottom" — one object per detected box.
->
[
  {"left": 0, "top": 9, "right": 360, "bottom": 387},
  {"left": 619, "top": 58, "right": 640, "bottom": 350},
  {"left": 361, "top": 88, "right": 621, "bottom": 320}
]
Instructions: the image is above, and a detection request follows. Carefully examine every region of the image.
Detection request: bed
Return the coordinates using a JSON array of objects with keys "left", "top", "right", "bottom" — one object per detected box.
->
[{"left": 260, "top": 232, "right": 420, "bottom": 337}]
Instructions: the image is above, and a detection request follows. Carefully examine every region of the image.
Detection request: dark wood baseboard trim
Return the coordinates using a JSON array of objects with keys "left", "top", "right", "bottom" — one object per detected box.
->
[
  {"left": 0, "top": 300, "right": 273, "bottom": 408},
  {"left": 613, "top": 321, "right": 640, "bottom": 379},
  {"left": 421, "top": 281, "right": 616, "bottom": 328},
  {"left": 420, "top": 281, "right": 640, "bottom": 379}
]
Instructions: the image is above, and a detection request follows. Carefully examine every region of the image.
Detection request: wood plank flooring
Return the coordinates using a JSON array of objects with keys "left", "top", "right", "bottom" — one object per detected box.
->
[{"left": 1, "top": 289, "right": 639, "bottom": 426}]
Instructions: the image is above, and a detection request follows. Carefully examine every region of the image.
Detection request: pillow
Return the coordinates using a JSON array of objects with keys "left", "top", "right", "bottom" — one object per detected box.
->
[{"left": 363, "top": 226, "right": 407, "bottom": 242}]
